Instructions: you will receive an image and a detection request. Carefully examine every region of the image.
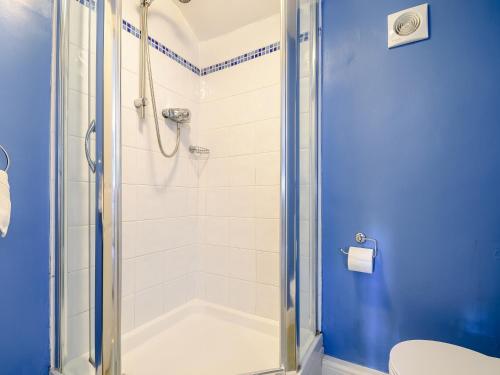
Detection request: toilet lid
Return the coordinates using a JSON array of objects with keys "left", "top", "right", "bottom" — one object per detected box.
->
[{"left": 389, "top": 340, "right": 500, "bottom": 375}]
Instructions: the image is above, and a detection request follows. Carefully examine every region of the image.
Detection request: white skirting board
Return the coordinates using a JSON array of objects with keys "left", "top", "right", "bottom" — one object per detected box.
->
[{"left": 322, "top": 356, "right": 388, "bottom": 375}]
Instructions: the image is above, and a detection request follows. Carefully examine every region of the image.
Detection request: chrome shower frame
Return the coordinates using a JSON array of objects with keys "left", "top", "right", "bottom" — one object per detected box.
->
[
  {"left": 281, "top": 0, "right": 322, "bottom": 371},
  {"left": 51, "top": 0, "right": 122, "bottom": 373},
  {"left": 51, "top": 0, "right": 322, "bottom": 373}
]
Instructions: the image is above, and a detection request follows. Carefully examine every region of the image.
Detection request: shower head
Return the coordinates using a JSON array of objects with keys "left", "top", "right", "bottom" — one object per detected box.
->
[{"left": 178, "top": 0, "right": 191, "bottom": 3}]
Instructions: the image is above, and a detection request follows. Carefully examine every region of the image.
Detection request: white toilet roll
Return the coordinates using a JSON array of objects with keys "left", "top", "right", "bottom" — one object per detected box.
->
[{"left": 347, "top": 246, "right": 374, "bottom": 274}]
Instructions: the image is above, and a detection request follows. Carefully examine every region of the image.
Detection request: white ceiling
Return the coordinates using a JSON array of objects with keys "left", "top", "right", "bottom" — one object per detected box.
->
[{"left": 172, "top": 0, "right": 280, "bottom": 41}]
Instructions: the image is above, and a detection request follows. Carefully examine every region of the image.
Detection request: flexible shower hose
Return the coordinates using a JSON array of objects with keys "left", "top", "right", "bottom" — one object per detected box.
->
[{"left": 144, "top": 5, "right": 181, "bottom": 158}]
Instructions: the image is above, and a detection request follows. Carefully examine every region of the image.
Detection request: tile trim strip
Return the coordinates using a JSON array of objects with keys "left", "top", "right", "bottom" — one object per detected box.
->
[{"left": 76, "top": 0, "right": 308, "bottom": 76}]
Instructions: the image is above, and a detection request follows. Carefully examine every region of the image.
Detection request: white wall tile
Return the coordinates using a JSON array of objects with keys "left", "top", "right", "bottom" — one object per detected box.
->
[
  {"left": 68, "top": 182, "right": 90, "bottom": 226},
  {"left": 229, "top": 124, "right": 255, "bottom": 156},
  {"left": 201, "top": 55, "right": 280, "bottom": 101},
  {"left": 255, "top": 186, "right": 280, "bottom": 219},
  {"left": 299, "top": 255, "right": 311, "bottom": 293},
  {"left": 257, "top": 252, "right": 279, "bottom": 286},
  {"left": 135, "top": 285, "right": 164, "bottom": 326},
  {"left": 201, "top": 158, "right": 230, "bottom": 187},
  {"left": 255, "top": 118, "right": 280, "bottom": 153},
  {"left": 67, "top": 312, "right": 88, "bottom": 361},
  {"left": 122, "top": 147, "right": 139, "bottom": 185},
  {"left": 122, "top": 32, "right": 140, "bottom": 74},
  {"left": 164, "top": 188, "right": 188, "bottom": 217},
  {"left": 202, "top": 245, "right": 229, "bottom": 276},
  {"left": 135, "top": 220, "right": 165, "bottom": 256},
  {"left": 206, "top": 188, "right": 231, "bottom": 217},
  {"left": 68, "top": 226, "right": 90, "bottom": 271},
  {"left": 255, "top": 152, "right": 280, "bottom": 185},
  {"left": 228, "top": 248, "right": 257, "bottom": 281},
  {"left": 135, "top": 253, "right": 165, "bottom": 291},
  {"left": 122, "top": 184, "right": 137, "bottom": 222},
  {"left": 229, "top": 155, "right": 255, "bottom": 186},
  {"left": 228, "top": 279, "right": 257, "bottom": 314},
  {"left": 122, "top": 259, "right": 136, "bottom": 297},
  {"left": 229, "top": 187, "right": 256, "bottom": 218},
  {"left": 204, "top": 216, "right": 229, "bottom": 246},
  {"left": 68, "top": 269, "right": 89, "bottom": 316},
  {"left": 256, "top": 284, "right": 280, "bottom": 320},
  {"left": 122, "top": 295, "right": 135, "bottom": 334},
  {"left": 68, "top": 136, "right": 90, "bottom": 182},
  {"left": 67, "top": 89, "right": 91, "bottom": 137},
  {"left": 164, "top": 277, "right": 188, "bottom": 312},
  {"left": 229, "top": 218, "right": 255, "bottom": 249},
  {"left": 204, "top": 273, "right": 229, "bottom": 306},
  {"left": 69, "top": 0, "right": 91, "bottom": 49},
  {"left": 68, "top": 43, "right": 95, "bottom": 95},
  {"left": 199, "top": 14, "right": 280, "bottom": 67},
  {"left": 122, "top": 221, "right": 137, "bottom": 260},
  {"left": 255, "top": 218, "right": 279, "bottom": 252},
  {"left": 164, "top": 247, "right": 191, "bottom": 281}
]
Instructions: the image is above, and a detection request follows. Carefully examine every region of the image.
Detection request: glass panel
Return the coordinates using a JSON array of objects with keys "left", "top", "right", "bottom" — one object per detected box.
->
[
  {"left": 297, "top": 0, "right": 318, "bottom": 361},
  {"left": 60, "top": 0, "right": 97, "bottom": 373}
]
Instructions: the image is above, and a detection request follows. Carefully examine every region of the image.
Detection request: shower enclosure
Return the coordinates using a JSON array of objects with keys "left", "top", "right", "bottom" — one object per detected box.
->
[{"left": 52, "top": 0, "right": 321, "bottom": 374}]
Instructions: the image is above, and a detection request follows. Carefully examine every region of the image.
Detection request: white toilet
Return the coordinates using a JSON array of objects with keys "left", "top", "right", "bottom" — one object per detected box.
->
[{"left": 389, "top": 340, "right": 500, "bottom": 375}]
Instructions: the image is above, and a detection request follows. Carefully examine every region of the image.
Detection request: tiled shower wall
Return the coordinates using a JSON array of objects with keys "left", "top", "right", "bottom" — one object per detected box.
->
[
  {"left": 197, "top": 15, "right": 281, "bottom": 320},
  {"left": 120, "top": 0, "right": 201, "bottom": 333}
]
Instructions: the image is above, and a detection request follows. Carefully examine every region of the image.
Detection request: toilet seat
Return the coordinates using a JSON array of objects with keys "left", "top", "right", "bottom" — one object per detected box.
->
[{"left": 389, "top": 340, "right": 500, "bottom": 375}]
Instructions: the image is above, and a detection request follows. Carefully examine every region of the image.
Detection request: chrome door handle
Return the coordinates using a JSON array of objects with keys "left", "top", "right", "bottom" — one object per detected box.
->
[{"left": 85, "top": 120, "right": 96, "bottom": 173}]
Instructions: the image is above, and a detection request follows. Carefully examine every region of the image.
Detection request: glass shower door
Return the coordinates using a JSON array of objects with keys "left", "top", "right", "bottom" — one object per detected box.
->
[
  {"left": 55, "top": 0, "right": 121, "bottom": 374},
  {"left": 297, "top": 0, "right": 319, "bottom": 361},
  {"left": 57, "top": 0, "right": 97, "bottom": 373},
  {"left": 282, "top": 0, "right": 320, "bottom": 371}
]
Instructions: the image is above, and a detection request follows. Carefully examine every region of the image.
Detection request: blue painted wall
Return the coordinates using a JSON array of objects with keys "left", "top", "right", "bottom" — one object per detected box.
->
[
  {"left": 0, "top": 2, "right": 52, "bottom": 374},
  {"left": 321, "top": 0, "right": 500, "bottom": 371}
]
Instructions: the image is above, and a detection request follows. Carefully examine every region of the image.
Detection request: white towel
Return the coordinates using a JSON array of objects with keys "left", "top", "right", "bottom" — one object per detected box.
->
[{"left": 0, "top": 170, "right": 11, "bottom": 238}]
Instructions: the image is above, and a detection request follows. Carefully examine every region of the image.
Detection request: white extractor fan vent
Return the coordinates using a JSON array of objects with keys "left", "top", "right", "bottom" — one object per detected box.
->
[{"left": 388, "top": 4, "right": 428, "bottom": 48}]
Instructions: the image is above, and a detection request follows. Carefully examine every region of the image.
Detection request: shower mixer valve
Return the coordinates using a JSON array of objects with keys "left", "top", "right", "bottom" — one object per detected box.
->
[{"left": 162, "top": 108, "right": 191, "bottom": 124}]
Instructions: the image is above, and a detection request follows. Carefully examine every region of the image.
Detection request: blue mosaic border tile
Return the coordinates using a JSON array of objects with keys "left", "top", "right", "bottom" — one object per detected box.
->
[
  {"left": 200, "top": 41, "right": 280, "bottom": 76},
  {"left": 122, "top": 18, "right": 281, "bottom": 76},
  {"left": 76, "top": 0, "right": 310, "bottom": 77},
  {"left": 122, "top": 20, "right": 201, "bottom": 75}
]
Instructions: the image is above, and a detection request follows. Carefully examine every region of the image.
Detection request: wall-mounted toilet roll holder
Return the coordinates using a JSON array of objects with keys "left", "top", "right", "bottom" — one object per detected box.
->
[{"left": 340, "top": 232, "right": 378, "bottom": 258}]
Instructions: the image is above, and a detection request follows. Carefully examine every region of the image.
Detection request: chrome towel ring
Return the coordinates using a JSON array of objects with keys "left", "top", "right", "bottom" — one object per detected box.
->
[{"left": 0, "top": 145, "right": 9, "bottom": 172}]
